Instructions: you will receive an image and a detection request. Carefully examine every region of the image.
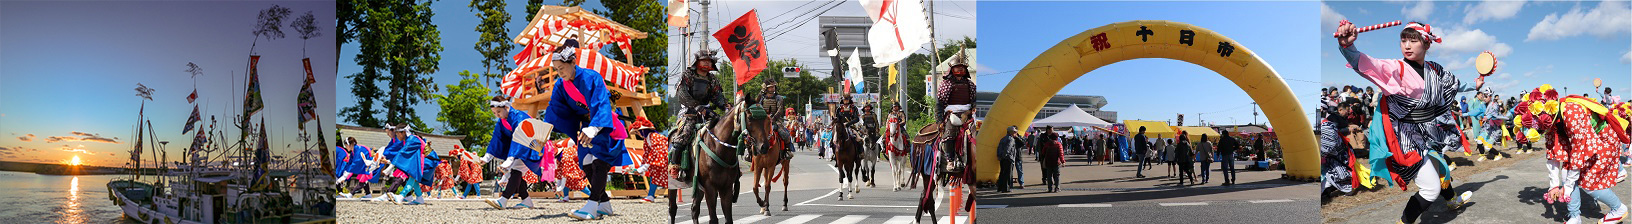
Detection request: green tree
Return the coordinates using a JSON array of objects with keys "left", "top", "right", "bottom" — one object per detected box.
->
[
  {"left": 338, "top": 0, "right": 442, "bottom": 132},
  {"left": 470, "top": 0, "right": 513, "bottom": 87},
  {"left": 593, "top": 0, "right": 670, "bottom": 130},
  {"left": 524, "top": 0, "right": 546, "bottom": 19},
  {"left": 436, "top": 71, "right": 496, "bottom": 151}
]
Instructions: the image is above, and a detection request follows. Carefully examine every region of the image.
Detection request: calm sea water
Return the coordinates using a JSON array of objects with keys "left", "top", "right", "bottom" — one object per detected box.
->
[{"left": 0, "top": 171, "right": 134, "bottom": 223}]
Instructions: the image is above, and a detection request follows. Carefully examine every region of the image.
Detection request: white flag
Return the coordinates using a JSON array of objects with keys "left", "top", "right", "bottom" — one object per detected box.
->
[
  {"left": 667, "top": 0, "right": 690, "bottom": 27},
  {"left": 861, "top": 0, "right": 931, "bottom": 67},
  {"left": 847, "top": 48, "right": 865, "bottom": 93}
]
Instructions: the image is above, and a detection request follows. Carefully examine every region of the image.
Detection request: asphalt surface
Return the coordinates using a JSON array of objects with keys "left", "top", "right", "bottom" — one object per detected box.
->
[
  {"left": 1325, "top": 153, "right": 1632, "bottom": 224},
  {"left": 976, "top": 153, "right": 1320, "bottom": 223},
  {"left": 672, "top": 149, "right": 972, "bottom": 224}
]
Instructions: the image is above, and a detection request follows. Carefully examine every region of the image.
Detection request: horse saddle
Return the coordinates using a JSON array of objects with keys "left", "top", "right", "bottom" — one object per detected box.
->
[{"left": 912, "top": 122, "right": 944, "bottom": 145}]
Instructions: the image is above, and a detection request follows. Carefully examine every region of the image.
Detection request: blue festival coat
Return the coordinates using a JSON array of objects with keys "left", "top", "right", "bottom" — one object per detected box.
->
[
  {"left": 543, "top": 67, "right": 630, "bottom": 166},
  {"left": 489, "top": 108, "right": 544, "bottom": 175}
]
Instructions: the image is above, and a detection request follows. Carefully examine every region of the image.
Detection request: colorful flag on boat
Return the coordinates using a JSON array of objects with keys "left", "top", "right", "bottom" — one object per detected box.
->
[
  {"left": 243, "top": 55, "right": 263, "bottom": 124},
  {"left": 183, "top": 105, "right": 200, "bottom": 134},
  {"left": 187, "top": 89, "right": 197, "bottom": 104},
  {"left": 297, "top": 58, "right": 318, "bottom": 129}
]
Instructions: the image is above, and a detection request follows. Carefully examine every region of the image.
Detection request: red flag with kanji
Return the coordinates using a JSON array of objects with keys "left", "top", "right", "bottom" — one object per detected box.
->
[{"left": 713, "top": 10, "right": 768, "bottom": 86}]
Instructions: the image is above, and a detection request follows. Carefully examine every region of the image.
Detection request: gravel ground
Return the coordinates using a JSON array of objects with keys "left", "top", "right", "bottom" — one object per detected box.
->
[{"left": 339, "top": 198, "right": 669, "bottom": 223}]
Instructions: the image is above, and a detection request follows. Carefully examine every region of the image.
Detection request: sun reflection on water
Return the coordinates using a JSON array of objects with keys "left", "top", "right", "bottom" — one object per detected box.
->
[{"left": 56, "top": 176, "right": 83, "bottom": 224}]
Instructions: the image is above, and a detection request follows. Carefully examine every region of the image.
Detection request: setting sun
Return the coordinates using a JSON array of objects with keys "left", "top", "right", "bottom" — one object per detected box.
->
[{"left": 69, "top": 156, "right": 81, "bottom": 166}]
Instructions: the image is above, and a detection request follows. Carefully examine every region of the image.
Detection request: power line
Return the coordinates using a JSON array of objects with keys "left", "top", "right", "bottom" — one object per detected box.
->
[
  {"left": 760, "top": 0, "right": 839, "bottom": 38},
  {"left": 766, "top": 2, "right": 845, "bottom": 42},
  {"left": 761, "top": 0, "right": 819, "bottom": 24}
]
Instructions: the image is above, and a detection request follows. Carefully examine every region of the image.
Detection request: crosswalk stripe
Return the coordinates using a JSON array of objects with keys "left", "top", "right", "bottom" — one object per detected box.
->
[
  {"left": 830, "top": 215, "right": 868, "bottom": 224},
  {"left": 1159, "top": 202, "right": 1209, "bottom": 206},
  {"left": 675, "top": 216, "right": 710, "bottom": 224},
  {"left": 936, "top": 216, "right": 970, "bottom": 224},
  {"left": 1249, "top": 199, "right": 1295, "bottom": 203},
  {"left": 882, "top": 216, "right": 916, "bottom": 224},
  {"left": 775, "top": 214, "right": 822, "bottom": 224},
  {"left": 736, "top": 215, "right": 769, "bottom": 223}
]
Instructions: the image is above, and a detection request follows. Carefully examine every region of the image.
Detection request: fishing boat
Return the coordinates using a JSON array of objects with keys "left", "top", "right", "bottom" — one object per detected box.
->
[{"left": 108, "top": 55, "right": 336, "bottom": 223}]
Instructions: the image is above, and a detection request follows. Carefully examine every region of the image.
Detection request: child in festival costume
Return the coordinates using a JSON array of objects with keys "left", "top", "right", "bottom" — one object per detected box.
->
[
  {"left": 630, "top": 117, "right": 671, "bottom": 204},
  {"left": 553, "top": 139, "right": 589, "bottom": 202},
  {"left": 449, "top": 144, "right": 485, "bottom": 199},
  {"left": 1336, "top": 21, "right": 1482, "bottom": 224},
  {"left": 1516, "top": 85, "right": 1629, "bottom": 224},
  {"left": 482, "top": 95, "right": 546, "bottom": 209},
  {"left": 370, "top": 126, "right": 407, "bottom": 204},
  {"left": 336, "top": 138, "right": 375, "bottom": 198},
  {"left": 431, "top": 148, "right": 456, "bottom": 199},
  {"left": 389, "top": 124, "right": 440, "bottom": 205}
]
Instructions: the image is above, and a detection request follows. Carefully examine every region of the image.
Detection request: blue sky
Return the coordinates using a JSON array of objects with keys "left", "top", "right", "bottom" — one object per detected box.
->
[
  {"left": 977, "top": 1, "right": 1323, "bottom": 127},
  {"left": 336, "top": 0, "right": 614, "bottom": 130},
  {"left": 1322, "top": 1, "right": 1630, "bottom": 100},
  {"left": 0, "top": 1, "right": 338, "bottom": 166}
]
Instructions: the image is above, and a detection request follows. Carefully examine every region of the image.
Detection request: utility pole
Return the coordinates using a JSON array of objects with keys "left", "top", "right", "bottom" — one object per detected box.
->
[
  {"left": 698, "top": 0, "right": 711, "bottom": 50},
  {"left": 925, "top": 0, "right": 941, "bottom": 114},
  {"left": 1251, "top": 103, "right": 1259, "bottom": 125}
]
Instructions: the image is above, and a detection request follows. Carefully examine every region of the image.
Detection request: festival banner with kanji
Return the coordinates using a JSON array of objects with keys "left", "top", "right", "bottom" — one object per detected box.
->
[
  {"left": 713, "top": 10, "right": 768, "bottom": 86},
  {"left": 1068, "top": 21, "right": 1253, "bottom": 73}
]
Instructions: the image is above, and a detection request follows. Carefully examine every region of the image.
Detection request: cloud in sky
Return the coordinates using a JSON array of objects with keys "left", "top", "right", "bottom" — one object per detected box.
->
[
  {"left": 1526, "top": 1, "right": 1630, "bottom": 41},
  {"left": 1402, "top": 0, "right": 1435, "bottom": 21},
  {"left": 1321, "top": 3, "right": 1348, "bottom": 36},
  {"left": 17, "top": 134, "right": 34, "bottom": 142},
  {"left": 44, "top": 131, "right": 122, "bottom": 144},
  {"left": 1436, "top": 28, "right": 1515, "bottom": 57},
  {"left": 1462, "top": 0, "right": 1526, "bottom": 24}
]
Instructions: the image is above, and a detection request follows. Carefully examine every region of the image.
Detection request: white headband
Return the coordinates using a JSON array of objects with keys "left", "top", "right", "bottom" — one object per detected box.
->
[
  {"left": 490, "top": 99, "right": 511, "bottom": 108},
  {"left": 551, "top": 46, "right": 577, "bottom": 62}
]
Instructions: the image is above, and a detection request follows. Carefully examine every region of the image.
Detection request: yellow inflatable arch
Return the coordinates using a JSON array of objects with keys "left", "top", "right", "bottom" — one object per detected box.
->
[{"left": 975, "top": 20, "right": 1318, "bottom": 181}]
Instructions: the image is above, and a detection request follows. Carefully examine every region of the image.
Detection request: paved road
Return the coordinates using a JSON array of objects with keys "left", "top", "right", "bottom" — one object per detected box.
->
[
  {"left": 976, "top": 153, "right": 1320, "bottom": 223},
  {"left": 1325, "top": 153, "right": 1631, "bottom": 224},
  {"left": 673, "top": 149, "right": 971, "bottom": 224}
]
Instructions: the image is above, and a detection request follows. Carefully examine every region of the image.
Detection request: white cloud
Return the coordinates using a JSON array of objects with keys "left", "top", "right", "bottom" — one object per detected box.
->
[
  {"left": 1435, "top": 28, "right": 1513, "bottom": 57},
  {"left": 1403, "top": 0, "right": 1436, "bottom": 21},
  {"left": 1321, "top": 3, "right": 1348, "bottom": 36},
  {"left": 1463, "top": 0, "right": 1526, "bottom": 24},
  {"left": 1440, "top": 55, "right": 1479, "bottom": 71},
  {"left": 1526, "top": 1, "right": 1631, "bottom": 41},
  {"left": 1622, "top": 50, "right": 1631, "bottom": 64}
]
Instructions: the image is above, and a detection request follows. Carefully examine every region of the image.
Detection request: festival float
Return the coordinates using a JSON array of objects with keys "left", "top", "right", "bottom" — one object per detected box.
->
[{"left": 501, "top": 5, "right": 660, "bottom": 198}]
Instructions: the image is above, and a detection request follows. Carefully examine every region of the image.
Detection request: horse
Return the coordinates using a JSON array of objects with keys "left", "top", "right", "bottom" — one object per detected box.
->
[
  {"left": 685, "top": 103, "right": 744, "bottom": 224},
  {"left": 908, "top": 112, "right": 979, "bottom": 223},
  {"left": 833, "top": 109, "right": 864, "bottom": 200},
  {"left": 859, "top": 111, "right": 882, "bottom": 188},
  {"left": 885, "top": 118, "right": 913, "bottom": 191},
  {"left": 742, "top": 110, "right": 792, "bottom": 215}
]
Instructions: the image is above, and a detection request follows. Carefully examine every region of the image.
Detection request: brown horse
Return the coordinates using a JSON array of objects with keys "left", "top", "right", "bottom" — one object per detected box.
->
[
  {"left": 833, "top": 111, "right": 864, "bottom": 200},
  {"left": 687, "top": 104, "right": 744, "bottom": 224},
  {"left": 743, "top": 114, "right": 792, "bottom": 215}
]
